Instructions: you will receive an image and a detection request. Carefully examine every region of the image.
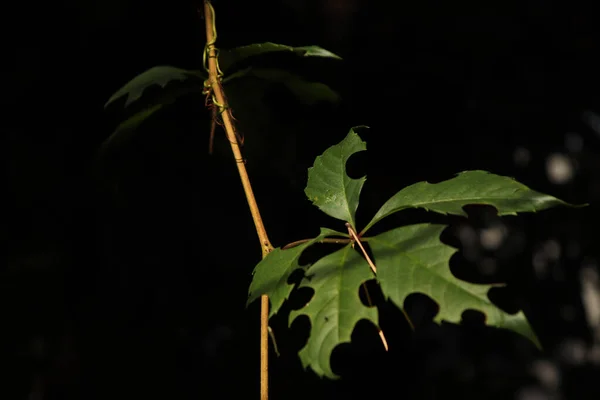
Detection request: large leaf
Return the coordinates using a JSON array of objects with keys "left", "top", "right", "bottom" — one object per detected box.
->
[
  {"left": 219, "top": 42, "right": 341, "bottom": 74},
  {"left": 289, "top": 245, "right": 378, "bottom": 379},
  {"left": 368, "top": 223, "right": 540, "bottom": 347},
  {"left": 305, "top": 128, "right": 367, "bottom": 228},
  {"left": 104, "top": 66, "right": 205, "bottom": 109},
  {"left": 247, "top": 228, "right": 347, "bottom": 318},
  {"left": 363, "top": 170, "right": 572, "bottom": 233}
]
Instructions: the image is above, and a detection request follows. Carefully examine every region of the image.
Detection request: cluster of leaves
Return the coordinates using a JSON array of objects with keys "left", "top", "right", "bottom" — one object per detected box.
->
[
  {"left": 101, "top": 43, "right": 341, "bottom": 156},
  {"left": 101, "top": 39, "right": 578, "bottom": 382},
  {"left": 247, "top": 128, "right": 574, "bottom": 379}
]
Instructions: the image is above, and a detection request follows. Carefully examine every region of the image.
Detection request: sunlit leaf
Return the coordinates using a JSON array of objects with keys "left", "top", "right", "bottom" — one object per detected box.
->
[
  {"left": 289, "top": 245, "right": 378, "bottom": 379},
  {"left": 305, "top": 128, "right": 368, "bottom": 227},
  {"left": 363, "top": 170, "right": 574, "bottom": 233},
  {"left": 369, "top": 223, "right": 540, "bottom": 348},
  {"left": 247, "top": 228, "right": 348, "bottom": 318}
]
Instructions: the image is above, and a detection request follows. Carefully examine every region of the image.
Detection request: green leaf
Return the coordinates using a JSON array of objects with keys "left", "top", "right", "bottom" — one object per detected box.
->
[
  {"left": 104, "top": 66, "right": 205, "bottom": 109},
  {"left": 289, "top": 245, "right": 378, "bottom": 379},
  {"left": 235, "top": 68, "right": 340, "bottom": 106},
  {"left": 99, "top": 104, "right": 163, "bottom": 155},
  {"left": 368, "top": 223, "right": 540, "bottom": 348},
  {"left": 219, "top": 42, "right": 342, "bottom": 73},
  {"left": 305, "top": 128, "right": 368, "bottom": 227},
  {"left": 247, "top": 228, "right": 347, "bottom": 318},
  {"left": 100, "top": 83, "right": 204, "bottom": 156},
  {"left": 363, "top": 170, "right": 573, "bottom": 233}
]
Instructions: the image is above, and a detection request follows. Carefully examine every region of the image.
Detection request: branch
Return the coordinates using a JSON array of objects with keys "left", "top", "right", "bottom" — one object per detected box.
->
[
  {"left": 202, "top": 2, "right": 273, "bottom": 399},
  {"left": 282, "top": 237, "right": 352, "bottom": 249},
  {"left": 345, "top": 223, "right": 391, "bottom": 350}
]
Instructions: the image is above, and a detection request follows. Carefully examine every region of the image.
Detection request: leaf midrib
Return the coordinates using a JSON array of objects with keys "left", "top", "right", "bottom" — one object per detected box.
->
[
  {"left": 392, "top": 193, "right": 547, "bottom": 209},
  {"left": 338, "top": 149, "right": 354, "bottom": 225}
]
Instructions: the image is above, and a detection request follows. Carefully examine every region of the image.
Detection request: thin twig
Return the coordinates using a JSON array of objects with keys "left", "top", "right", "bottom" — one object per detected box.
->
[
  {"left": 345, "top": 223, "right": 388, "bottom": 351},
  {"left": 282, "top": 237, "right": 352, "bottom": 250},
  {"left": 378, "top": 330, "right": 389, "bottom": 351},
  {"left": 267, "top": 326, "right": 280, "bottom": 357},
  {"left": 345, "top": 223, "right": 377, "bottom": 274},
  {"left": 346, "top": 224, "right": 416, "bottom": 332},
  {"left": 202, "top": 2, "right": 273, "bottom": 399},
  {"left": 208, "top": 106, "right": 216, "bottom": 154}
]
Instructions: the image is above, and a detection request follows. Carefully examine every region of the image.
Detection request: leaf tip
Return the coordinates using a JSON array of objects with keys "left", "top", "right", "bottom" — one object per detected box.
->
[
  {"left": 301, "top": 46, "right": 343, "bottom": 60},
  {"left": 246, "top": 291, "right": 258, "bottom": 308},
  {"left": 571, "top": 202, "right": 589, "bottom": 209},
  {"left": 104, "top": 94, "right": 121, "bottom": 110},
  {"left": 349, "top": 125, "right": 370, "bottom": 136}
]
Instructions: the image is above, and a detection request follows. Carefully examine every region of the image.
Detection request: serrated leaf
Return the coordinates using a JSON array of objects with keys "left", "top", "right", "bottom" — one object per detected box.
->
[
  {"left": 305, "top": 128, "right": 368, "bottom": 227},
  {"left": 369, "top": 223, "right": 540, "bottom": 347},
  {"left": 219, "top": 42, "right": 341, "bottom": 73},
  {"left": 104, "top": 66, "right": 205, "bottom": 109},
  {"left": 289, "top": 245, "right": 378, "bottom": 379},
  {"left": 247, "top": 228, "right": 347, "bottom": 318},
  {"left": 363, "top": 170, "right": 573, "bottom": 233}
]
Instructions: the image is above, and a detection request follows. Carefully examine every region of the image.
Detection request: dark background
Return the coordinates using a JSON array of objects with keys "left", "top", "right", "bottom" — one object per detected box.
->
[{"left": 5, "top": 0, "right": 600, "bottom": 399}]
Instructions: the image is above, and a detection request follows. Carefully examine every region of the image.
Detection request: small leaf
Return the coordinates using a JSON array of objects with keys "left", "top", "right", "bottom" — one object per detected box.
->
[
  {"left": 219, "top": 42, "right": 342, "bottom": 73},
  {"left": 247, "top": 228, "right": 347, "bottom": 318},
  {"left": 305, "top": 128, "right": 368, "bottom": 227},
  {"left": 369, "top": 224, "right": 540, "bottom": 348},
  {"left": 289, "top": 245, "right": 378, "bottom": 379},
  {"left": 363, "top": 170, "right": 574, "bottom": 233},
  {"left": 104, "top": 66, "right": 205, "bottom": 109}
]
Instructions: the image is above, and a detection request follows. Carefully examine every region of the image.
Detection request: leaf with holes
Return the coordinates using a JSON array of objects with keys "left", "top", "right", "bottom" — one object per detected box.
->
[
  {"left": 219, "top": 42, "right": 341, "bottom": 74},
  {"left": 305, "top": 127, "right": 368, "bottom": 228},
  {"left": 247, "top": 228, "right": 348, "bottom": 317},
  {"left": 363, "top": 170, "right": 576, "bottom": 233},
  {"left": 368, "top": 223, "right": 540, "bottom": 347},
  {"left": 289, "top": 244, "right": 378, "bottom": 379},
  {"left": 104, "top": 66, "right": 205, "bottom": 109}
]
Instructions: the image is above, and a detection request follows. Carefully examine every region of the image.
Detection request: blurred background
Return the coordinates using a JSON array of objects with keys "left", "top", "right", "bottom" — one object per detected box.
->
[{"left": 4, "top": 0, "right": 600, "bottom": 399}]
